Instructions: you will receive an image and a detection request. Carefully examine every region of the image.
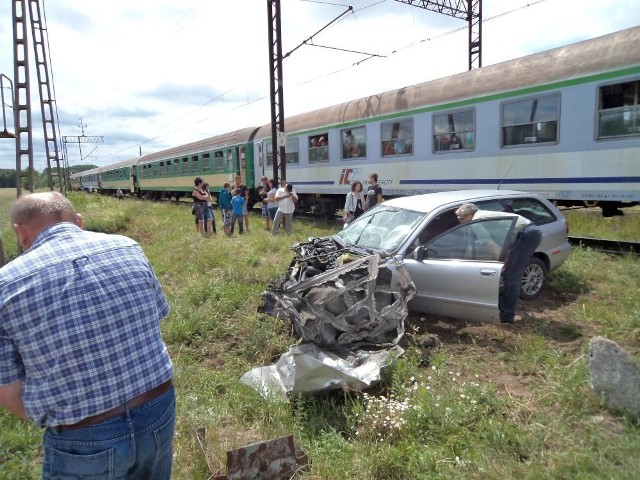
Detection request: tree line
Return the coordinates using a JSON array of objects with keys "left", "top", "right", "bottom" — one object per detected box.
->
[{"left": 0, "top": 165, "right": 97, "bottom": 189}]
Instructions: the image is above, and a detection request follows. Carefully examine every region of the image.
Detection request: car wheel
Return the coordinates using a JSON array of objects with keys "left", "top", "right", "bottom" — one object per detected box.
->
[{"left": 520, "top": 257, "right": 547, "bottom": 300}]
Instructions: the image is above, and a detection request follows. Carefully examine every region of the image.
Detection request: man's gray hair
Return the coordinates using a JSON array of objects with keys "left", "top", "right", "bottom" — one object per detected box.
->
[
  {"left": 456, "top": 203, "right": 479, "bottom": 216},
  {"left": 11, "top": 191, "right": 77, "bottom": 225}
]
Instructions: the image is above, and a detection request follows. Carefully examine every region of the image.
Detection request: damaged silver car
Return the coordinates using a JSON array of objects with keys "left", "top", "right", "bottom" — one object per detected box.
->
[
  {"left": 245, "top": 190, "right": 570, "bottom": 397},
  {"left": 264, "top": 190, "right": 571, "bottom": 326}
]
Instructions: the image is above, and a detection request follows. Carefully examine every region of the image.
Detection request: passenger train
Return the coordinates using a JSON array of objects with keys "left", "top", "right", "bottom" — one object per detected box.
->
[{"left": 72, "top": 26, "right": 640, "bottom": 216}]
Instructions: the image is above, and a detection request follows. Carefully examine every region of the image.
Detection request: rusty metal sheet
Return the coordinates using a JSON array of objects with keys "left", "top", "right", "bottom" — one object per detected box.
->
[{"left": 225, "top": 435, "right": 307, "bottom": 480}]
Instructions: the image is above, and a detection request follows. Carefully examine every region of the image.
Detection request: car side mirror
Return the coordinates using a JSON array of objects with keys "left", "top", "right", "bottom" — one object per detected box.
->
[{"left": 413, "top": 246, "right": 426, "bottom": 261}]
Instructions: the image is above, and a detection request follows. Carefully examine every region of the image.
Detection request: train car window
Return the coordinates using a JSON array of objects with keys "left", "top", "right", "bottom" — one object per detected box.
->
[
  {"left": 341, "top": 127, "right": 366, "bottom": 159},
  {"left": 433, "top": 109, "right": 475, "bottom": 153},
  {"left": 501, "top": 94, "right": 559, "bottom": 146},
  {"left": 202, "top": 153, "right": 211, "bottom": 172},
  {"left": 265, "top": 141, "right": 278, "bottom": 166},
  {"left": 285, "top": 138, "right": 299, "bottom": 164},
  {"left": 173, "top": 159, "right": 179, "bottom": 175},
  {"left": 181, "top": 157, "right": 189, "bottom": 174},
  {"left": 191, "top": 155, "right": 199, "bottom": 174},
  {"left": 265, "top": 139, "right": 300, "bottom": 165},
  {"left": 381, "top": 119, "right": 413, "bottom": 157},
  {"left": 309, "top": 134, "right": 329, "bottom": 163},
  {"left": 225, "top": 150, "right": 234, "bottom": 171},
  {"left": 159, "top": 161, "right": 164, "bottom": 176},
  {"left": 598, "top": 80, "right": 640, "bottom": 138},
  {"left": 214, "top": 152, "right": 225, "bottom": 171}
]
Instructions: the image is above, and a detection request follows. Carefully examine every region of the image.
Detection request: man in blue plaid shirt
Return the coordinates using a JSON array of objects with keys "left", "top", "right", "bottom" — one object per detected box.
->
[{"left": 0, "top": 192, "right": 175, "bottom": 479}]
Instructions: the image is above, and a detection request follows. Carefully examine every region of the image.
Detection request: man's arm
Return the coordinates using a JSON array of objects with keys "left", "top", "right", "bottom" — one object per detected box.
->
[{"left": 0, "top": 380, "right": 28, "bottom": 420}]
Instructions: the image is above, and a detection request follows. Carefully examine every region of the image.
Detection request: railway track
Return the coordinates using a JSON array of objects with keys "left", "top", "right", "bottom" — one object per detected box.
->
[{"left": 567, "top": 236, "right": 639, "bottom": 255}]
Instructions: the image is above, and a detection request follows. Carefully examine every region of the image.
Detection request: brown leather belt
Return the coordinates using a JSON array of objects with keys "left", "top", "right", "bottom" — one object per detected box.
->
[{"left": 58, "top": 379, "right": 173, "bottom": 431}]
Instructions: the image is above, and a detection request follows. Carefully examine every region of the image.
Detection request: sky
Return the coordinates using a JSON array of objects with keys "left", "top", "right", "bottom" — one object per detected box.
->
[{"left": 0, "top": 0, "right": 639, "bottom": 171}]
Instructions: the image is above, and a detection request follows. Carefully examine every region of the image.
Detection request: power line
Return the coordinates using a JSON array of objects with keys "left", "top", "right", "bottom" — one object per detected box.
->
[{"left": 95, "top": 0, "right": 554, "bottom": 162}]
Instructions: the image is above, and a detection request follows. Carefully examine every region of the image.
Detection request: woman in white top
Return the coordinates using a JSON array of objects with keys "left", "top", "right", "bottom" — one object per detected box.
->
[
  {"left": 343, "top": 180, "right": 364, "bottom": 225},
  {"left": 266, "top": 178, "right": 279, "bottom": 222}
]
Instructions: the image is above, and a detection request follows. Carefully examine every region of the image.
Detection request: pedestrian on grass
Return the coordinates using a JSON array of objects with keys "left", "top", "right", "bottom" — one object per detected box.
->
[
  {"left": 271, "top": 181, "right": 298, "bottom": 236},
  {"left": 0, "top": 192, "right": 175, "bottom": 479},
  {"left": 230, "top": 188, "right": 245, "bottom": 235},
  {"left": 219, "top": 182, "right": 233, "bottom": 236}
]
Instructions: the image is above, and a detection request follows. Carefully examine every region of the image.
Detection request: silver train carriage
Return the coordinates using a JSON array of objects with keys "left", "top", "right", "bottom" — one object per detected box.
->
[{"left": 251, "top": 26, "right": 640, "bottom": 216}]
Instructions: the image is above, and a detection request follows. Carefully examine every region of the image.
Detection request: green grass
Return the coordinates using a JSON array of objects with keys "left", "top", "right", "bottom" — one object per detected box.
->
[
  {"left": 563, "top": 206, "right": 640, "bottom": 241},
  {"left": 0, "top": 189, "right": 639, "bottom": 479}
]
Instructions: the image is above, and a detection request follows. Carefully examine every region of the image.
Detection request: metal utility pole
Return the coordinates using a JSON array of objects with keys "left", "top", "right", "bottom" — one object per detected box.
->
[
  {"left": 267, "top": 0, "right": 286, "bottom": 183},
  {"left": 13, "top": 0, "right": 35, "bottom": 196},
  {"left": 28, "top": 0, "right": 64, "bottom": 192},
  {"left": 11, "top": 0, "right": 65, "bottom": 195},
  {"left": 394, "top": 0, "right": 482, "bottom": 70}
]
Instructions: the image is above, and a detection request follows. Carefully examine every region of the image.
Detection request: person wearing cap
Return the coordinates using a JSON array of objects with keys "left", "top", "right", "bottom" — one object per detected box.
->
[{"left": 0, "top": 192, "right": 174, "bottom": 478}]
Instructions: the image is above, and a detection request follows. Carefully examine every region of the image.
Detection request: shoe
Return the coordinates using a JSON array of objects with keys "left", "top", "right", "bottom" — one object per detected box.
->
[{"left": 500, "top": 315, "right": 515, "bottom": 324}]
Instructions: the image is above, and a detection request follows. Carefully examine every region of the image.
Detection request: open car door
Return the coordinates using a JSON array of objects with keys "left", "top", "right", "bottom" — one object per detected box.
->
[{"left": 403, "top": 217, "right": 517, "bottom": 323}]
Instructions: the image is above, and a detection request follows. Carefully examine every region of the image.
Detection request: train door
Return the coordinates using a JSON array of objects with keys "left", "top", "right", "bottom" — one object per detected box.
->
[
  {"left": 237, "top": 146, "right": 247, "bottom": 186},
  {"left": 254, "top": 141, "right": 265, "bottom": 179},
  {"left": 235, "top": 144, "right": 255, "bottom": 190},
  {"left": 129, "top": 165, "right": 137, "bottom": 193}
]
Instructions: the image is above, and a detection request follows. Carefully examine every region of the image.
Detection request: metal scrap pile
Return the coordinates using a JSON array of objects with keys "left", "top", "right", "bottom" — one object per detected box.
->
[{"left": 243, "top": 237, "right": 416, "bottom": 398}]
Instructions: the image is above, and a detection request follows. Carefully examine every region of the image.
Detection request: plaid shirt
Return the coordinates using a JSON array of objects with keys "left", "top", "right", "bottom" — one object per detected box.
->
[{"left": 0, "top": 223, "right": 172, "bottom": 427}]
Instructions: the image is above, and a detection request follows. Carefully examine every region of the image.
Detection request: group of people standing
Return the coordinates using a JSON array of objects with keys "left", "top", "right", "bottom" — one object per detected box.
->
[
  {"left": 192, "top": 174, "right": 299, "bottom": 237},
  {"left": 193, "top": 175, "right": 250, "bottom": 237},
  {"left": 193, "top": 171, "right": 383, "bottom": 237},
  {"left": 342, "top": 172, "right": 383, "bottom": 226},
  {"left": 257, "top": 175, "right": 299, "bottom": 235}
]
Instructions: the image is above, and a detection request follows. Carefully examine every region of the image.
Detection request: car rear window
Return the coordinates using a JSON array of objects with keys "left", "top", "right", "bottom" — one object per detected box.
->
[{"left": 476, "top": 197, "right": 557, "bottom": 226}]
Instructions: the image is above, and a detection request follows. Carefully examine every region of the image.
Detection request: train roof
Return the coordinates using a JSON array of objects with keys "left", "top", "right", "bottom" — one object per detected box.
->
[
  {"left": 137, "top": 126, "right": 260, "bottom": 165},
  {"left": 256, "top": 25, "right": 640, "bottom": 137},
  {"left": 96, "top": 157, "right": 140, "bottom": 172},
  {"left": 70, "top": 167, "right": 99, "bottom": 179}
]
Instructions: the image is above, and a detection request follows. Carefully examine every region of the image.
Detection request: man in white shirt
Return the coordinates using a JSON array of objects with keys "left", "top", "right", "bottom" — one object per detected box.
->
[{"left": 271, "top": 181, "right": 298, "bottom": 235}]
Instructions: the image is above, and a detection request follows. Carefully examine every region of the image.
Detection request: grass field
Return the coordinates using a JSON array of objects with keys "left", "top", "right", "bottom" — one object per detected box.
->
[{"left": 0, "top": 189, "right": 639, "bottom": 479}]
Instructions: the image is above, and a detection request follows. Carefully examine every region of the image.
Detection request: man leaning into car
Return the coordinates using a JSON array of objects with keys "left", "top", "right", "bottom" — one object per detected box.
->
[{"left": 455, "top": 203, "right": 542, "bottom": 324}]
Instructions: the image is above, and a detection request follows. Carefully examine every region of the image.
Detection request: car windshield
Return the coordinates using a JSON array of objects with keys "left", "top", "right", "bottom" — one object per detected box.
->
[{"left": 337, "top": 205, "right": 425, "bottom": 252}]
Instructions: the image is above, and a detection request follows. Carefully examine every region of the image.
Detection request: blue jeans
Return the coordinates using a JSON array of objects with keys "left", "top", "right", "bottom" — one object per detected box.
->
[
  {"left": 42, "top": 386, "right": 176, "bottom": 480},
  {"left": 500, "top": 226, "right": 542, "bottom": 322},
  {"left": 231, "top": 213, "right": 244, "bottom": 234}
]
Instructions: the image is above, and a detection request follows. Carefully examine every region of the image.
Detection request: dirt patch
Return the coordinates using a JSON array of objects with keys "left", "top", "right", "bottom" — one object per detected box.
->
[{"left": 405, "top": 294, "right": 594, "bottom": 400}]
